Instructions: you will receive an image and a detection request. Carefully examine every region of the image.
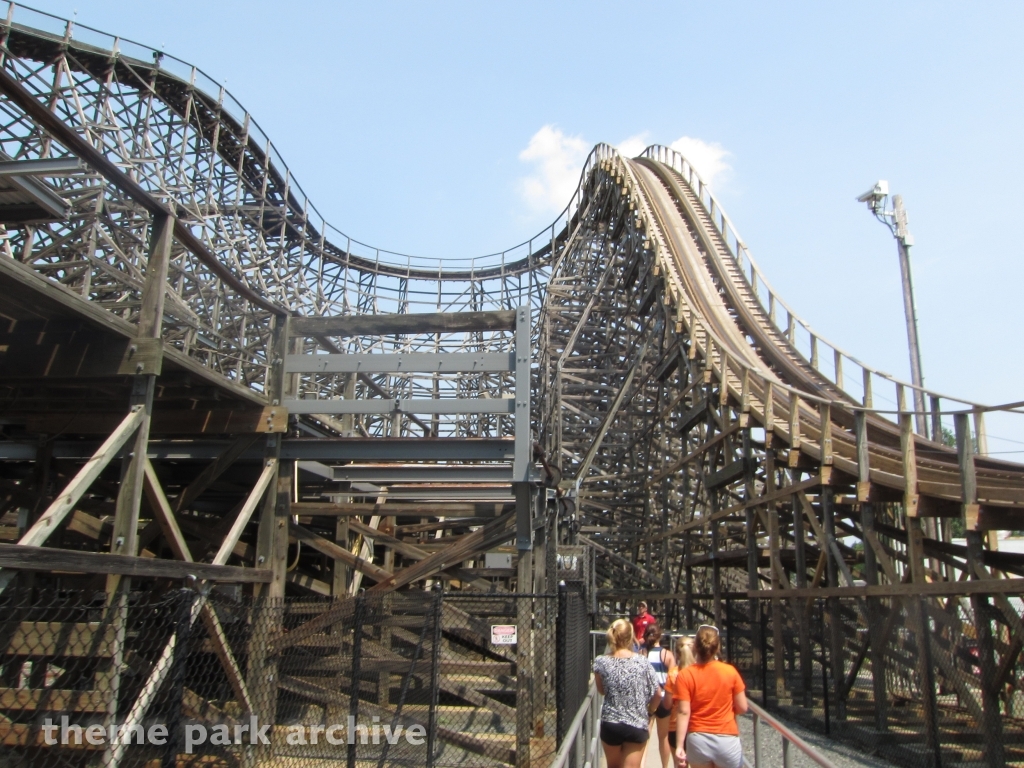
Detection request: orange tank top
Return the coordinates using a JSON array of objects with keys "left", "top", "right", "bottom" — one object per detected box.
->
[{"left": 670, "top": 660, "right": 745, "bottom": 736}]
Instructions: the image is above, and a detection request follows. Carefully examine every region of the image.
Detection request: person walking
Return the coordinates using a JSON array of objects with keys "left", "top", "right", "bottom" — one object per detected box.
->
[
  {"left": 594, "top": 618, "right": 663, "bottom": 768},
  {"left": 666, "top": 635, "right": 696, "bottom": 758},
  {"left": 671, "top": 625, "right": 747, "bottom": 768},
  {"left": 642, "top": 625, "right": 676, "bottom": 768}
]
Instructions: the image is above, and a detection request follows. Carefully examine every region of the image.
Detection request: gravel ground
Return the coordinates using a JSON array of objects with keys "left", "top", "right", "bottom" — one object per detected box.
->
[{"left": 734, "top": 713, "right": 898, "bottom": 768}]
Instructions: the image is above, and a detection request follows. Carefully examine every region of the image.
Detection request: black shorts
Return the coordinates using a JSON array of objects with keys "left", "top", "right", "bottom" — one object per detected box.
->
[
  {"left": 654, "top": 702, "right": 672, "bottom": 719},
  {"left": 600, "top": 721, "right": 649, "bottom": 746},
  {"left": 668, "top": 730, "right": 677, "bottom": 749}
]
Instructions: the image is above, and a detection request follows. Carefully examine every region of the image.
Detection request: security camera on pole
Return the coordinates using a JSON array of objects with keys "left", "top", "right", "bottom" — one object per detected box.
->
[{"left": 857, "top": 181, "right": 928, "bottom": 437}]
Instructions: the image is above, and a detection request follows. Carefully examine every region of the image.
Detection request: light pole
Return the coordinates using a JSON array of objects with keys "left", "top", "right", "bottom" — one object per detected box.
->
[{"left": 857, "top": 181, "right": 928, "bottom": 436}]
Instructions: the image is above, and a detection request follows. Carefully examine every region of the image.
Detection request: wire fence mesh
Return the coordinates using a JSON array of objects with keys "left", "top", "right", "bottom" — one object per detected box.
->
[
  {"left": 725, "top": 594, "right": 1024, "bottom": 768},
  {"left": 0, "top": 586, "right": 589, "bottom": 768},
  {"left": 592, "top": 589, "right": 1024, "bottom": 768}
]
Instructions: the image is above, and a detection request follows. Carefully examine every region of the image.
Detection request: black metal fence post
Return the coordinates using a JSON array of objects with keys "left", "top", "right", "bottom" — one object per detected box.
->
[
  {"left": 760, "top": 607, "right": 768, "bottom": 707},
  {"left": 820, "top": 601, "right": 830, "bottom": 736},
  {"left": 918, "top": 597, "right": 943, "bottom": 768},
  {"left": 164, "top": 588, "right": 197, "bottom": 768},
  {"left": 347, "top": 595, "right": 366, "bottom": 768},
  {"left": 426, "top": 584, "right": 444, "bottom": 768},
  {"left": 725, "top": 595, "right": 733, "bottom": 662},
  {"left": 556, "top": 581, "right": 567, "bottom": 743}
]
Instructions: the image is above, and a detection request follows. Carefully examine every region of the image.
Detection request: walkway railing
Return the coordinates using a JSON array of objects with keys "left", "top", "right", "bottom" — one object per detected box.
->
[
  {"left": 745, "top": 700, "right": 839, "bottom": 768},
  {"left": 550, "top": 682, "right": 601, "bottom": 768}
]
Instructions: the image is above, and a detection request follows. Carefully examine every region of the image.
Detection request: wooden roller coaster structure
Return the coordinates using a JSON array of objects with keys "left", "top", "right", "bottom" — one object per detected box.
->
[{"left": 0, "top": 4, "right": 1021, "bottom": 766}]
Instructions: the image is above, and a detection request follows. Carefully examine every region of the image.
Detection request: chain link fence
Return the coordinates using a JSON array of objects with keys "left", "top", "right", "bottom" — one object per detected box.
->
[
  {"left": 0, "top": 586, "right": 589, "bottom": 768},
  {"left": 728, "top": 593, "right": 1024, "bottom": 768}
]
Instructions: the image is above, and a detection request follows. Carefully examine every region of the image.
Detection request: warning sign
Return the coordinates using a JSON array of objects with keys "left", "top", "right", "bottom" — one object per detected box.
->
[{"left": 491, "top": 624, "right": 518, "bottom": 645}]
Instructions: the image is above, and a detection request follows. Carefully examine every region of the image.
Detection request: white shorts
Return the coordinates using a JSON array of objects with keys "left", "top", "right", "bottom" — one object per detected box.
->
[{"left": 685, "top": 732, "right": 742, "bottom": 768}]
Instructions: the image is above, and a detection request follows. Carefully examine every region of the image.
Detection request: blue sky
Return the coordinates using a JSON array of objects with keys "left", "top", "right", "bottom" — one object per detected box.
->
[{"left": 18, "top": 1, "right": 1024, "bottom": 451}]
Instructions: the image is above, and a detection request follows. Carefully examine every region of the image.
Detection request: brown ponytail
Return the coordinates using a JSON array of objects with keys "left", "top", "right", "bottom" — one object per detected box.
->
[{"left": 694, "top": 625, "right": 721, "bottom": 663}]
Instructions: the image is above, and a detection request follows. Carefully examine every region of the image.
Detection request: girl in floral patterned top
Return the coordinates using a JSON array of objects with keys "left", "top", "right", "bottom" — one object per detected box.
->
[{"left": 593, "top": 618, "right": 663, "bottom": 768}]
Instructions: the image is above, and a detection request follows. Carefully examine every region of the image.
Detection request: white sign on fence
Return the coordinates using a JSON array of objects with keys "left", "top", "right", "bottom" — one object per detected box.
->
[{"left": 491, "top": 624, "right": 518, "bottom": 645}]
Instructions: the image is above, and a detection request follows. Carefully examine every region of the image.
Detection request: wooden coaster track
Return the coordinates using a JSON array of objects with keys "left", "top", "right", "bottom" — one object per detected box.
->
[{"left": 0, "top": 4, "right": 1019, "bottom": 765}]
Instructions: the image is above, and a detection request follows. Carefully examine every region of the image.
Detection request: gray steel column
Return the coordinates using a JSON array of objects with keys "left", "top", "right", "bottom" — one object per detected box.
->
[{"left": 892, "top": 195, "right": 928, "bottom": 436}]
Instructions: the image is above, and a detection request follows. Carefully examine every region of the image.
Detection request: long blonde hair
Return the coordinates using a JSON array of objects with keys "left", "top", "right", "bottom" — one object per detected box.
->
[
  {"left": 675, "top": 636, "right": 696, "bottom": 668},
  {"left": 607, "top": 619, "right": 634, "bottom": 652}
]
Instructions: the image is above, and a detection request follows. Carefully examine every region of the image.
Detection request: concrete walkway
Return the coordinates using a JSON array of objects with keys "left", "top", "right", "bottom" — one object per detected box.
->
[{"left": 596, "top": 713, "right": 898, "bottom": 768}]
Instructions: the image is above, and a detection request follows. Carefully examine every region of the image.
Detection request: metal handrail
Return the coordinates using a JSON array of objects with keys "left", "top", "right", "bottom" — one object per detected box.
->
[
  {"left": 744, "top": 700, "right": 839, "bottom": 768},
  {"left": 549, "top": 682, "right": 601, "bottom": 768}
]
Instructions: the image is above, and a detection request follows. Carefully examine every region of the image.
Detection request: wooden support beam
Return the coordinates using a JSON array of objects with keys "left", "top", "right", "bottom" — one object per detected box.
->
[
  {"left": 366, "top": 509, "right": 516, "bottom": 594},
  {"left": 142, "top": 460, "right": 192, "bottom": 561},
  {"left": 955, "top": 412, "right": 1006, "bottom": 765},
  {"left": 291, "top": 501, "right": 509, "bottom": 517},
  {"left": 142, "top": 462, "right": 255, "bottom": 713},
  {"left": 631, "top": 474, "right": 822, "bottom": 548},
  {"left": 175, "top": 435, "right": 262, "bottom": 512},
  {"left": 581, "top": 534, "right": 663, "bottom": 588},
  {"left": 212, "top": 459, "right": 277, "bottom": 566},
  {"left": 821, "top": 487, "right": 846, "bottom": 718},
  {"left": 855, "top": 411, "right": 888, "bottom": 730},
  {"left": 291, "top": 310, "right": 515, "bottom": 338},
  {"left": 290, "top": 522, "right": 394, "bottom": 584},
  {"left": 8, "top": 407, "right": 144, "bottom": 550},
  {"left": 0, "top": 543, "right": 270, "bottom": 582},
  {"left": 0, "top": 66, "right": 286, "bottom": 317},
  {"left": 573, "top": 339, "right": 649, "bottom": 482}
]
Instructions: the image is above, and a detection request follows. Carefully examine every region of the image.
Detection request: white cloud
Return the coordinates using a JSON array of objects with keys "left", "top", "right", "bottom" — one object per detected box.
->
[
  {"left": 615, "top": 132, "right": 650, "bottom": 159},
  {"left": 668, "top": 136, "right": 731, "bottom": 189},
  {"left": 517, "top": 127, "right": 732, "bottom": 214},
  {"left": 517, "top": 125, "right": 590, "bottom": 214}
]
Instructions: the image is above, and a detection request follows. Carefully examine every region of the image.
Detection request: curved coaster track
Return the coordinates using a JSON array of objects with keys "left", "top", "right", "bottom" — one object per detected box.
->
[{"left": 0, "top": 5, "right": 1021, "bottom": 767}]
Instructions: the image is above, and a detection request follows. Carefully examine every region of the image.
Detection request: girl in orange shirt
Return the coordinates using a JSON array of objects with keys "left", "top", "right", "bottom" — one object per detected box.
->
[
  {"left": 671, "top": 625, "right": 747, "bottom": 768},
  {"left": 665, "top": 636, "right": 696, "bottom": 758}
]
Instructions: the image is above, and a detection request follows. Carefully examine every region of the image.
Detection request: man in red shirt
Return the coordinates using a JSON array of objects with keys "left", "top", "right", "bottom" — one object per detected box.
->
[{"left": 631, "top": 601, "right": 656, "bottom": 644}]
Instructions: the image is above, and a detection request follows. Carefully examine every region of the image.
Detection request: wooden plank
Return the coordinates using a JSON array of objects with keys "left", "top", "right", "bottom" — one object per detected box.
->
[
  {"left": 67, "top": 510, "right": 110, "bottom": 541},
  {"left": 290, "top": 522, "right": 393, "bottom": 583},
  {"left": 346, "top": 521, "right": 494, "bottom": 585},
  {"left": 291, "top": 310, "right": 516, "bottom": 338},
  {"left": 291, "top": 502, "right": 506, "bottom": 518},
  {"left": 0, "top": 722, "right": 103, "bottom": 749},
  {"left": 706, "top": 459, "right": 747, "bottom": 491},
  {"left": 286, "top": 570, "right": 331, "bottom": 595},
  {"left": 0, "top": 687, "right": 108, "bottom": 712},
  {"left": 0, "top": 544, "right": 271, "bottom": 582},
  {"left": 0, "top": 328, "right": 162, "bottom": 379},
  {"left": 4, "top": 621, "right": 117, "bottom": 657},
  {"left": 21, "top": 407, "right": 285, "bottom": 435},
  {"left": 676, "top": 398, "right": 707, "bottom": 434}
]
